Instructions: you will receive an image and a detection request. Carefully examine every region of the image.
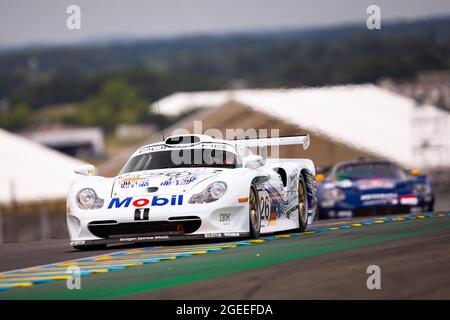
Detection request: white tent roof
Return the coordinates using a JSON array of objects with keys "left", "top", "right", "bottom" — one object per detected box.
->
[
  {"left": 0, "top": 128, "right": 85, "bottom": 205},
  {"left": 153, "top": 85, "right": 450, "bottom": 169}
]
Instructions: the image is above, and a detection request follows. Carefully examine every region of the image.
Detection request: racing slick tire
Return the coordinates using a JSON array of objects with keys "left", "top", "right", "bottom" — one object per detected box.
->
[
  {"left": 296, "top": 175, "right": 308, "bottom": 232},
  {"left": 73, "top": 244, "right": 107, "bottom": 251},
  {"left": 249, "top": 183, "right": 261, "bottom": 239}
]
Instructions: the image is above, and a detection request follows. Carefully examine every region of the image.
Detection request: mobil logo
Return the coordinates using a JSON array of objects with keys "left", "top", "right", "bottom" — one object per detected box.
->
[{"left": 108, "top": 195, "right": 183, "bottom": 209}]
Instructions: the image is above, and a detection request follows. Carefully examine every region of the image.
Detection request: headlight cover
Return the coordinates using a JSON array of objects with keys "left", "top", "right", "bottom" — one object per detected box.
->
[
  {"left": 76, "top": 188, "right": 104, "bottom": 210},
  {"left": 189, "top": 181, "right": 227, "bottom": 204}
]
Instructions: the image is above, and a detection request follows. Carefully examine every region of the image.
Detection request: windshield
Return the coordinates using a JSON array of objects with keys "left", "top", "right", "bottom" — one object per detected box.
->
[
  {"left": 121, "top": 149, "right": 239, "bottom": 174},
  {"left": 334, "top": 162, "right": 405, "bottom": 181}
]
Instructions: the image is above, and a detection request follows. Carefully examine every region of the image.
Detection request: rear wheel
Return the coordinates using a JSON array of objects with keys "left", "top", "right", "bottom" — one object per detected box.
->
[
  {"left": 249, "top": 184, "right": 261, "bottom": 238},
  {"left": 297, "top": 176, "right": 308, "bottom": 232}
]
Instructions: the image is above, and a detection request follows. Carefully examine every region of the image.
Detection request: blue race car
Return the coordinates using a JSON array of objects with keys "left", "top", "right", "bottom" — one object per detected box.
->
[{"left": 317, "top": 158, "right": 435, "bottom": 219}]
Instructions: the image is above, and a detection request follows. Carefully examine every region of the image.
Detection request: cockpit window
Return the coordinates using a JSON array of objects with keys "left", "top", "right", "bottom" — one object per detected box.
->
[
  {"left": 334, "top": 162, "right": 405, "bottom": 181},
  {"left": 121, "top": 149, "right": 239, "bottom": 174}
]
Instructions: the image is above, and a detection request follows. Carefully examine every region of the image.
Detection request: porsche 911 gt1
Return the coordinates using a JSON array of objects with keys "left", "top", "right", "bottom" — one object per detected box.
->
[{"left": 67, "top": 134, "right": 317, "bottom": 249}]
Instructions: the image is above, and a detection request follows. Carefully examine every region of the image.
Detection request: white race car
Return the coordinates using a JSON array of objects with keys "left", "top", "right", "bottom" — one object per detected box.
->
[{"left": 67, "top": 134, "right": 317, "bottom": 250}]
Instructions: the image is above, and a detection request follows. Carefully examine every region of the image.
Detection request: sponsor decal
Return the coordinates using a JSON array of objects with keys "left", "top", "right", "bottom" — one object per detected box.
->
[
  {"left": 361, "top": 193, "right": 399, "bottom": 206},
  {"left": 116, "top": 233, "right": 245, "bottom": 242},
  {"left": 160, "top": 175, "right": 198, "bottom": 186},
  {"left": 286, "top": 206, "right": 298, "bottom": 215},
  {"left": 120, "top": 169, "right": 221, "bottom": 180},
  {"left": 70, "top": 240, "right": 86, "bottom": 245},
  {"left": 119, "top": 177, "right": 149, "bottom": 188},
  {"left": 134, "top": 208, "right": 150, "bottom": 220},
  {"left": 204, "top": 233, "right": 222, "bottom": 238},
  {"left": 360, "top": 193, "right": 397, "bottom": 201},
  {"left": 157, "top": 171, "right": 192, "bottom": 178},
  {"left": 288, "top": 169, "right": 299, "bottom": 189},
  {"left": 223, "top": 232, "right": 241, "bottom": 237},
  {"left": 119, "top": 235, "right": 170, "bottom": 242},
  {"left": 108, "top": 195, "right": 184, "bottom": 209},
  {"left": 400, "top": 194, "right": 418, "bottom": 205},
  {"left": 219, "top": 213, "right": 231, "bottom": 224}
]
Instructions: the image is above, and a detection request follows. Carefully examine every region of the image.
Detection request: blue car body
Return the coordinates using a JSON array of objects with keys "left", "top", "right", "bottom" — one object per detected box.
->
[{"left": 317, "top": 159, "right": 435, "bottom": 219}]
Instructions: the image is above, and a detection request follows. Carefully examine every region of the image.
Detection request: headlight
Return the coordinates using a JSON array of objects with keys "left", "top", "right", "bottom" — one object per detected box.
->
[
  {"left": 322, "top": 188, "right": 346, "bottom": 201},
  {"left": 209, "top": 182, "right": 227, "bottom": 199},
  {"left": 76, "top": 188, "right": 104, "bottom": 210},
  {"left": 189, "top": 181, "right": 227, "bottom": 204},
  {"left": 413, "top": 183, "right": 431, "bottom": 195}
]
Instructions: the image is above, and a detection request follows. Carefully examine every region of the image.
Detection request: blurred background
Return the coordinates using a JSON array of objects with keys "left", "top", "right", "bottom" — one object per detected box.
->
[{"left": 0, "top": 0, "right": 449, "bottom": 242}]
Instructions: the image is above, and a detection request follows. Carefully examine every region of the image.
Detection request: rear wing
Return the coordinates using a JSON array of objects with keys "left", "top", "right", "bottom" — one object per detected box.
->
[{"left": 231, "top": 135, "right": 310, "bottom": 150}]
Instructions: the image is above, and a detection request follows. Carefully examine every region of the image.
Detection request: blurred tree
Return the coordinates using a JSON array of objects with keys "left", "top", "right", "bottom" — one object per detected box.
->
[
  {"left": 0, "top": 103, "right": 33, "bottom": 130},
  {"left": 78, "top": 79, "right": 147, "bottom": 132},
  {"left": 1, "top": 16, "right": 449, "bottom": 125}
]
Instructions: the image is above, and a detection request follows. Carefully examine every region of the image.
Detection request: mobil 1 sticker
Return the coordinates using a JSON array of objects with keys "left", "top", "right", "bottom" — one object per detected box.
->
[{"left": 134, "top": 208, "right": 149, "bottom": 221}]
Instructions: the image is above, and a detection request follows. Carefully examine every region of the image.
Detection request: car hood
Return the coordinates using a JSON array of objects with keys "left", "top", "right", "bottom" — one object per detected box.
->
[
  {"left": 112, "top": 167, "right": 226, "bottom": 197},
  {"left": 322, "top": 178, "right": 400, "bottom": 191},
  {"left": 352, "top": 178, "right": 398, "bottom": 191}
]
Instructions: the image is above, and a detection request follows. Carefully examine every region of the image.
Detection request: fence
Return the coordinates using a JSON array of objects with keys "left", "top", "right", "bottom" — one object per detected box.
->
[{"left": 0, "top": 200, "right": 67, "bottom": 243}]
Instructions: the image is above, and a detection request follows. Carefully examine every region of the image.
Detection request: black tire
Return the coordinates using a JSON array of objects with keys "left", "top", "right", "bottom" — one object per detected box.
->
[
  {"left": 73, "top": 244, "right": 107, "bottom": 251},
  {"left": 249, "top": 184, "right": 261, "bottom": 238},
  {"left": 427, "top": 199, "right": 434, "bottom": 212},
  {"left": 296, "top": 175, "right": 309, "bottom": 232}
]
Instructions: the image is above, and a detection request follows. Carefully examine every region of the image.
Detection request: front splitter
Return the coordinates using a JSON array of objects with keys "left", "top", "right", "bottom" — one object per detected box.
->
[{"left": 70, "top": 232, "right": 250, "bottom": 247}]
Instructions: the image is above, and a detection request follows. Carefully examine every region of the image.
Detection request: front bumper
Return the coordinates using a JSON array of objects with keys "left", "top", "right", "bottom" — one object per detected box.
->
[
  {"left": 317, "top": 189, "right": 435, "bottom": 219},
  {"left": 67, "top": 201, "right": 250, "bottom": 245}
]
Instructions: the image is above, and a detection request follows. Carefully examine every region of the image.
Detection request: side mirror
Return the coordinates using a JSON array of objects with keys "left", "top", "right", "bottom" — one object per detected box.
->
[
  {"left": 315, "top": 174, "right": 325, "bottom": 182},
  {"left": 74, "top": 164, "right": 96, "bottom": 176},
  {"left": 243, "top": 155, "right": 265, "bottom": 169},
  {"left": 410, "top": 168, "right": 421, "bottom": 177}
]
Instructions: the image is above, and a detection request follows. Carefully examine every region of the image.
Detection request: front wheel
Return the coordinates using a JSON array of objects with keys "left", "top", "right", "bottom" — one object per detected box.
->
[
  {"left": 249, "top": 184, "right": 261, "bottom": 238},
  {"left": 296, "top": 176, "right": 308, "bottom": 232}
]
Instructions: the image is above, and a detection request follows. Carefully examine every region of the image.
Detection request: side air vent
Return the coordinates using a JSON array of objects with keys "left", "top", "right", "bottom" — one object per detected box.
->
[
  {"left": 165, "top": 135, "right": 200, "bottom": 145},
  {"left": 168, "top": 216, "right": 201, "bottom": 221},
  {"left": 88, "top": 220, "right": 118, "bottom": 225}
]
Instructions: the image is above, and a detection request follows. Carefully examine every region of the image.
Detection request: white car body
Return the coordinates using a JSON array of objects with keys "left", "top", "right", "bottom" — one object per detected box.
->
[{"left": 67, "top": 134, "right": 317, "bottom": 248}]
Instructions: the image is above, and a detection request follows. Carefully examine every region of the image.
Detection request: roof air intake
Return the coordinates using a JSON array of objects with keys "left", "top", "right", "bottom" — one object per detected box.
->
[{"left": 165, "top": 135, "right": 200, "bottom": 145}]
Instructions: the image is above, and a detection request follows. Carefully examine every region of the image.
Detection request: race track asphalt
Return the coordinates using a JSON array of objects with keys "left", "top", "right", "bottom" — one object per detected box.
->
[{"left": 0, "top": 212, "right": 449, "bottom": 299}]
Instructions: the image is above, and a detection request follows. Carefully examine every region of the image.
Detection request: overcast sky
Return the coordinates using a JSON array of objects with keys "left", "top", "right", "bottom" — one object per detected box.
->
[{"left": 1, "top": 0, "right": 450, "bottom": 48}]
